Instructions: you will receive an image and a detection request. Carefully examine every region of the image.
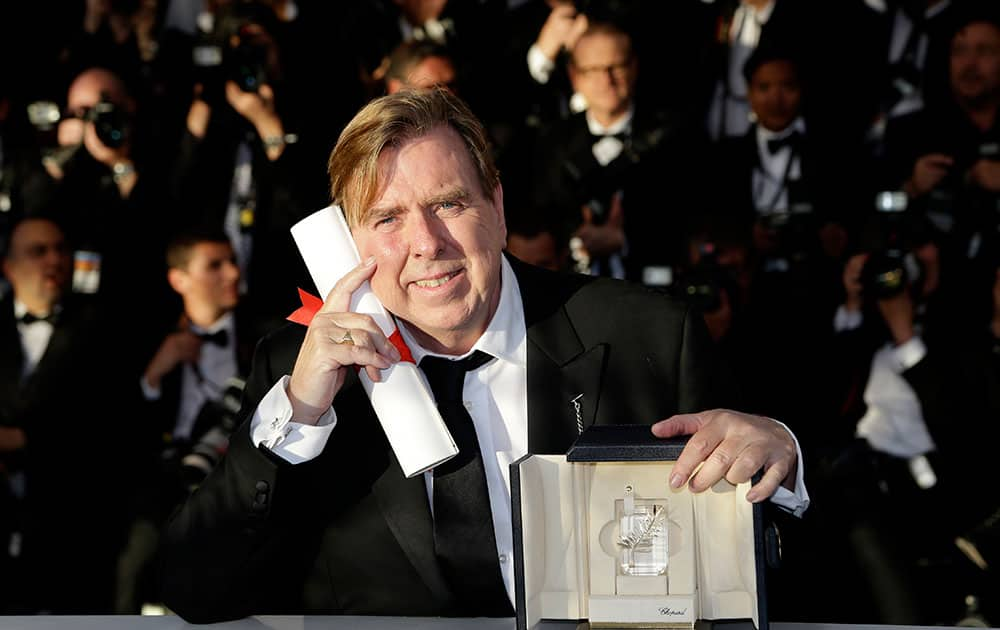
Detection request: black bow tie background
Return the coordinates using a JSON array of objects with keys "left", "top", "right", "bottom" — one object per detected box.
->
[
  {"left": 592, "top": 131, "right": 628, "bottom": 143},
  {"left": 766, "top": 131, "right": 801, "bottom": 155},
  {"left": 196, "top": 329, "right": 229, "bottom": 347},
  {"left": 18, "top": 311, "right": 59, "bottom": 325}
]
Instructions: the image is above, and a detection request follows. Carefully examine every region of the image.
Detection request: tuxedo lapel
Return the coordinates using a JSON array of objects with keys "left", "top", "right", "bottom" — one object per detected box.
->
[
  {"left": 526, "top": 329, "right": 606, "bottom": 455},
  {"left": 18, "top": 314, "right": 74, "bottom": 402},
  {"left": 513, "top": 259, "right": 608, "bottom": 454},
  {"left": 0, "top": 303, "right": 24, "bottom": 408}
]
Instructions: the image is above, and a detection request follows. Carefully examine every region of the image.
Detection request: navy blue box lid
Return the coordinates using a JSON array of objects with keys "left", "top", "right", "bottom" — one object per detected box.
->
[{"left": 566, "top": 424, "right": 689, "bottom": 462}]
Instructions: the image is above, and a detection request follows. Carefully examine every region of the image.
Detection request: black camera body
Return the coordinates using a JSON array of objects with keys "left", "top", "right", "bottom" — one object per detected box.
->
[
  {"left": 859, "top": 191, "right": 929, "bottom": 300},
  {"left": 84, "top": 95, "right": 130, "bottom": 149},
  {"left": 673, "top": 242, "right": 727, "bottom": 314},
  {"left": 169, "top": 377, "right": 246, "bottom": 494},
  {"left": 192, "top": 2, "right": 274, "bottom": 101},
  {"left": 26, "top": 92, "right": 130, "bottom": 152}
]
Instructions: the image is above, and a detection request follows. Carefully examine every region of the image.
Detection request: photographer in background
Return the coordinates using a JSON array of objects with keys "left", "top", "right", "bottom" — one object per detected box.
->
[
  {"left": 21, "top": 66, "right": 174, "bottom": 362},
  {"left": 116, "top": 228, "right": 256, "bottom": 613},
  {"left": 823, "top": 189, "right": 985, "bottom": 624},
  {"left": 882, "top": 7, "right": 1000, "bottom": 278},
  {"left": 171, "top": 1, "right": 323, "bottom": 327}
]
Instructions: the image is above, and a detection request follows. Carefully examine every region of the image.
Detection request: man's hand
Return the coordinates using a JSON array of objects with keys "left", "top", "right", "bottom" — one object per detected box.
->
[
  {"left": 287, "top": 256, "right": 401, "bottom": 425},
  {"left": 225, "top": 81, "right": 286, "bottom": 160},
  {"left": 0, "top": 426, "right": 26, "bottom": 453},
  {"left": 905, "top": 153, "right": 953, "bottom": 197},
  {"left": 966, "top": 159, "right": 1000, "bottom": 192},
  {"left": 536, "top": 2, "right": 588, "bottom": 61},
  {"left": 574, "top": 192, "right": 624, "bottom": 258},
  {"left": 651, "top": 409, "right": 797, "bottom": 503},
  {"left": 144, "top": 330, "right": 204, "bottom": 390},
  {"left": 842, "top": 252, "right": 868, "bottom": 313},
  {"left": 877, "top": 291, "right": 915, "bottom": 345}
]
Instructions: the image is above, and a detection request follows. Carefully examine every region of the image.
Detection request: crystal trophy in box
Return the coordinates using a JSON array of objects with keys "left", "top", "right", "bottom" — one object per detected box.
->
[{"left": 616, "top": 485, "right": 668, "bottom": 579}]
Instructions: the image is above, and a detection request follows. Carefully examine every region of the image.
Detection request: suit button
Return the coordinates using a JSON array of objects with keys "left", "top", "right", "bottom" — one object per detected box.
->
[{"left": 255, "top": 481, "right": 269, "bottom": 492}]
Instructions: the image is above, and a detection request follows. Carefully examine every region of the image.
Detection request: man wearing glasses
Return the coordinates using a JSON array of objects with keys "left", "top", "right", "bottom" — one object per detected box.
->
[{"left": 529, "top": 20, "right": 710, "bottom": 285}]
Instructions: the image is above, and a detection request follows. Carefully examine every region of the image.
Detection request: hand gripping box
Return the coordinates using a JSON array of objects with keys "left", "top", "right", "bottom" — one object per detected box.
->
[{"left": 512, "top": 425, "right": 771, "bottom": 630}]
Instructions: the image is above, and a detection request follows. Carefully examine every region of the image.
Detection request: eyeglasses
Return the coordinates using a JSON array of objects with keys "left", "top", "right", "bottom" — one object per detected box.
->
[{"left": 573, "top": 60, "right": 632, "bottom": 79}]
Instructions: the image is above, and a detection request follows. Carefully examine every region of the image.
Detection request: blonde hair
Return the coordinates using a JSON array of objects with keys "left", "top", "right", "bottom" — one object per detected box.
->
[{"left": 328, "top": 88, "right": 499, "bottom": 227}]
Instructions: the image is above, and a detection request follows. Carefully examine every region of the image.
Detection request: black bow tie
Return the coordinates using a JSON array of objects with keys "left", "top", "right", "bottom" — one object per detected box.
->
[
  {"left": 196, "top": 329, "right": 229, "bottom": 347},
  {"left": 593, "top": 131, "right": 628, "bottom": 143},
  {"left": 766, "top": 132, "right": 801, "bottom": 155},
  {"left": 18, "top": 311, "right": 59, "bottom": 325}
]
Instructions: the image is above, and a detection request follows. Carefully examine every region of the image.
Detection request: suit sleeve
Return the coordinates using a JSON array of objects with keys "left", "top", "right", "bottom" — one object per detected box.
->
[{"left": 160, "top": 331, "right": 334, "bottom": 623}]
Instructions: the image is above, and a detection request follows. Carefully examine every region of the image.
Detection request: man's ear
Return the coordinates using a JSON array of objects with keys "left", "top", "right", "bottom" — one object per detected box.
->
[
  {"left": 166, "top": 267, "right": 187, "bottom": 295},
  {"left": 492, "top": 182, "right": 507, "bottom": 242}
]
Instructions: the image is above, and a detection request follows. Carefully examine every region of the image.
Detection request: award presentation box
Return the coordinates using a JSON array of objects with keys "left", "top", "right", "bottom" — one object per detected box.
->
[{"left": 512, "top": 425, "right": 774, "bottom": 630}]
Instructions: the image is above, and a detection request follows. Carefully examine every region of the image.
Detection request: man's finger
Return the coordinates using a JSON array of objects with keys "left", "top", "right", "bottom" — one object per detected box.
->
[
  {"left": 687, "top": 436, "right": 743, "bottom": 492},
  {"left": 745, "top": 459, "right": 790, "bottom": 503},
  {"left": 320, "top": 255, "right": 377, "bottom": 314},
  {"left": 651, "top": 412, "right": 707, "bottom": 439},
  {"left": 722, "top": 442, "right": 769, "bottom": 487},
  {"left": 924, "top": 154, "right": 954, "bottom": 168},
  {"left": 666, "top": 415, "right": 723, "bottom": 489}
]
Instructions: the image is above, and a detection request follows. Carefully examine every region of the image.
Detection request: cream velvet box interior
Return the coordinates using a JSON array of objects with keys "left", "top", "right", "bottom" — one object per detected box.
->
[{"left": 512, "top": 425, "right": 768, "bottom": 630}]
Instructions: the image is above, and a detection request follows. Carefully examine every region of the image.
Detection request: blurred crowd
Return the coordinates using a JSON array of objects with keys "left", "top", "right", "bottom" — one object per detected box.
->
[{"left": 0, "top": 0, "right": 999, "bottom": 624}]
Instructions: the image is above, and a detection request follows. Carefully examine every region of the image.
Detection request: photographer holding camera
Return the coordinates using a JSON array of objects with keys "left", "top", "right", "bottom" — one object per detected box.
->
[
  {"left": 115, "top": 228, "right": 258, "bottom": 613},
  {"left": 20, "top": 66, "right": 175, "bottom": 362},
  {"left": 171, "top": 1, "right": 324, "bottom": 328},
  {"left": 882, "top": 7, "right": 1000, "bottom": 273},
  {"left": 824, "top": 187, "right": 1000, "bottom": 623}
]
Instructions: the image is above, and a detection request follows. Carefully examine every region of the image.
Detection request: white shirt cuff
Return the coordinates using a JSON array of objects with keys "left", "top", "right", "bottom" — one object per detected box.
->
[
  {"left": 139, "top": 376, "right": 161, "bottom": 401},
  {"left": 833, "top": 305, "right": 863, "bottom": 332},
  {"left": 767, "top": 418, "right": 810, "bottom": 517},
  {"left": 527, "top": 43, "right": 555, "bottom": 84},
  {"left": 891, "top": 336, "right": 926, "bottom": 371},
  {"left": 249, "top": 375, "right": 338, "bottom": 464}
]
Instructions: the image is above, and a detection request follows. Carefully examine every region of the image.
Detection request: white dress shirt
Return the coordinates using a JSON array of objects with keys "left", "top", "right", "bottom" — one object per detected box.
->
[
  {"left": 141, "top": 313, "right": 239, "bottom": 440},
  {"left": 753, "top": 117, "right": 806, "bottom": 216},
  {"left": 13, "top": 300, "right": 57, "bottom": 380},
  {"left": 250, "top": 257, "right": 810, "bottom": 605}
]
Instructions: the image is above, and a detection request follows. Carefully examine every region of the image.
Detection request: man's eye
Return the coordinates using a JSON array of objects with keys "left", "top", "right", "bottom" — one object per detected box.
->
[
  {"left": 437, "top": 201, "right": 462, "bottom": 214},
  {"left": 374, "top": 215, "right": 397, "bottom": 228}
]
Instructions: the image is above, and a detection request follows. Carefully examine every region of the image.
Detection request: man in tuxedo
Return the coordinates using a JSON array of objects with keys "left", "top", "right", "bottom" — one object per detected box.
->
[
  {"left": 0, "top": 216, "right": 130, "bottom": 612},
  {"left": 529, "top": 19, "right": 708, "bottom": 285},
  {"left": 116, "top": 228, "right": 264, "bottom": 613},
  {"left": 162, "top": 87, "right": 808, "bottom": 623}
]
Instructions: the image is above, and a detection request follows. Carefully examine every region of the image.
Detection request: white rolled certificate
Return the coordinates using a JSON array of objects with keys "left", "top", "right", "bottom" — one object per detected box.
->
[{"left": 290, "top": 205, "right": 458, "bottom": 478}]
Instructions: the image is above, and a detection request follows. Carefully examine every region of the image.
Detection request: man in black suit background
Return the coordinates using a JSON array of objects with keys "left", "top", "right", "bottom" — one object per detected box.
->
[
  {"left": 162, "top": 87, "right": 808, "bottom": 623},
  {"left": 0, "top": 216, "right": 130, "bottom": 612},
  {"left": 528, "top": 20, "right": 709, "bottom": 286}
]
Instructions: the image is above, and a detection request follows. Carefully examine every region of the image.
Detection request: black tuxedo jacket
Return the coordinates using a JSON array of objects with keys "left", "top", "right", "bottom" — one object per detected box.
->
[
  {"left": 0, "top": 294, "right": 134, "bottom": 612},
  {"left": 161, "top": 258, "right": 734, "bottom": 623},
  {"left": 530, "top": 107, "right": 709, "bottom": 279}
]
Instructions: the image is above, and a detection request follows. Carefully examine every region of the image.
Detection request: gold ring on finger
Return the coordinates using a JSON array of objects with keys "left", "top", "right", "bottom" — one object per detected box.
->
[{"left": 338, "top": 330, "right": 354, "bottom": 345}]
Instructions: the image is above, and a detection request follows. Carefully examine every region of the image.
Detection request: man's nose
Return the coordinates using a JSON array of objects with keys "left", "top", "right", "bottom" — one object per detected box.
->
[
  {"left": 407, "top": 211, "right": 446, "bottom": 258},
  {"left": 224, "top": 260, "right": 241, "bottom": 281}
]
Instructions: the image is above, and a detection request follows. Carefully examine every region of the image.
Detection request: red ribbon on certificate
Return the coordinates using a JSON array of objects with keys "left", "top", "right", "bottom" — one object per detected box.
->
[{"left": 286, "top": 288, "right": 415, "bottom": 364}]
